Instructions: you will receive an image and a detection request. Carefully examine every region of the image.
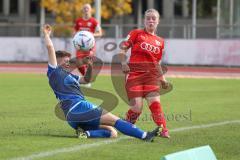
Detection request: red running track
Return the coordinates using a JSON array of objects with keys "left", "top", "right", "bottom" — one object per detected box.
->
[{"left": 0, "top": 63, "right": 240, "bottom": 79}]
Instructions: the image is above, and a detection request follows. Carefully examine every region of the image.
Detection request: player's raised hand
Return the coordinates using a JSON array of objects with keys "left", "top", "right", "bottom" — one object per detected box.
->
[
  {"left": 82, "top": 56, "right": 93, "bottom": 65},
  {"left": 121, "top": 63, "right": 130, "bottom": 74},
  {"left": 42, "top": 24, "right": 52, "bottom": 36},
  {"left": 160, "top": 79, "right": 170, "bottom": 89}
]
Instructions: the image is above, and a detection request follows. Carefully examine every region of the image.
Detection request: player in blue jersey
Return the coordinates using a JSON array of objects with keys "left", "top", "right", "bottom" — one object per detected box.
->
[{"left": 43, "top": 24, "right": 159, "bottom": 142}]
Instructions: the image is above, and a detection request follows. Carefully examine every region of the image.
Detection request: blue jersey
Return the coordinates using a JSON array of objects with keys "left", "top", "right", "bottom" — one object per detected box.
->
[
  {"left": 47, "top": 64, "right": 102, "bottom": 130},
  {"left": 47, "top": 64, "right": 85, "bottom": 101}
]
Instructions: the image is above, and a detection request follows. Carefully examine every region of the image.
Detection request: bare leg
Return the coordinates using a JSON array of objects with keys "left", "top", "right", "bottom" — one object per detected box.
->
[
  {"left": 100, "top": 111, "right": 120, "bottom": 126},
  {"left": 99, "top": 125, "right": 118, "bottom": 138}
]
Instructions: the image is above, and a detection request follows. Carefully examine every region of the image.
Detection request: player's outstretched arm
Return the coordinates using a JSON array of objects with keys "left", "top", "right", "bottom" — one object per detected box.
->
[
  {"left": 119, "top": 49, "right": 130, "bottom": 74},
  {"left": 83, "top": 60, "right": 93, "bottom": 83},
  {"left": 42, "top": 24, "right": 57, "bottom": 67},
  {"left": 118, "top": 40, "right": 131, "bottom": 73},
  {"left": 158, "top": 60, "right": 169, "bottom": 89},
  {"left": 69, "top": 57, "right": 93, "bottom": 84}
]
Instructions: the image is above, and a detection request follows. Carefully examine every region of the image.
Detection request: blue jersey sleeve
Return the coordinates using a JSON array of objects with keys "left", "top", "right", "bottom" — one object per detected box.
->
[
  {"left": 47, "top": 64, "right": 57, "bottom": 78},
  {"left": 70, "top": 73, "right": 81, "bottom": 82}
]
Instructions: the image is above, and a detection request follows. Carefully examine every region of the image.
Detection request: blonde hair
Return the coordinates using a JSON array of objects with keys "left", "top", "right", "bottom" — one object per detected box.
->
[
  {"left": 144, "top": 9, "right": 160, "bottom": 19},
  {"left": 82, "top": 3, "right": 92, "bottom": 11}
]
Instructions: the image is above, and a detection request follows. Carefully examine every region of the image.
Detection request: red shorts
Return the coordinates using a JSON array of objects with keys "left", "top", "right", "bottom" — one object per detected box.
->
[
  {"left": 125, "top": 72, "right": 160, "bottom": 99},
  {"left": 76, "top": 45, "right": 96, "bottom": 59}
]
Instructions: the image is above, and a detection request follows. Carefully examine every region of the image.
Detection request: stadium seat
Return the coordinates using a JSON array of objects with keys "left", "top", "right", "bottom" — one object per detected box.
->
[{"left": 161, "top": 145, "right": 217, "bottom": 160}]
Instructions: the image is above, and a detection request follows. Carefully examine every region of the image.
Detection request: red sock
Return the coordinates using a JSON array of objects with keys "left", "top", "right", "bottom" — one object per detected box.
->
[
  {"left": 125, "top": 109, "right": 141, "bottom": 124},
  {"left": 149, "top": 101, "right": 167, "bottom": 129},
  {"left": 78, "top": 65, "right": 87, "bottom": 75}
]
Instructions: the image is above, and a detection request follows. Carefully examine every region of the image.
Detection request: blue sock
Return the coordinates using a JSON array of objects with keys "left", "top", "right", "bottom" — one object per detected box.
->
[
  {"left": 86, "top": 129, "right": 111, "bottom": 138},
  {"left": 114, "top": 119, "right": 146, "bottom": 139}
]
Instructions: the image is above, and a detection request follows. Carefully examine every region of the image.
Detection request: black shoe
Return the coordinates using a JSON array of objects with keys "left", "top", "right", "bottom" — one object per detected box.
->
[
  {"left": 143, "top": 127, "right": 160, "bottom": 142},
  {"left": 76, "top": 127, "right": 88, "bottom": 139}
]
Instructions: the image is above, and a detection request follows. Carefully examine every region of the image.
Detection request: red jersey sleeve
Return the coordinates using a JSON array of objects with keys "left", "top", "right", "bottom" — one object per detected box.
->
[
  {"left": 120, "top": 29, "right": 142, "bottom": 49},
  {"left": 127, "top": 29, "right": 142, "bottom": 46},
  {"left": 74, "top": 18, "right": 80, "bottom": 31},
  {"left": 92, "top": 18, "right": 98, "bottom": 28}
]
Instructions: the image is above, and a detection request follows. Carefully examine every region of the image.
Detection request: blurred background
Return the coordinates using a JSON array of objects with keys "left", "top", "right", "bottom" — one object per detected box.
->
[{"left": 0, "top": 0, "right": 239, "bottom": 66}]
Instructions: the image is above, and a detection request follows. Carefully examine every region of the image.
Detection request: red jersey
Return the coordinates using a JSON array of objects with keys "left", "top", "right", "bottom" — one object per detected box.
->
[
  {"left": 74, "top": 17, "right": 99, "bottom": 33},
  {"left": 74, "top": 17, "right": 99, "bottom": 58},
  {"left": 125, "top": 29, "right": 164, "bottom": 64}
]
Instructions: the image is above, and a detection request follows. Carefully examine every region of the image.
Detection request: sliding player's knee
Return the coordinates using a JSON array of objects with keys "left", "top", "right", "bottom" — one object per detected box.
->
[
  {"left": 100, "top": 112, "right": 119, "bottom": 126},
  {"left": 110, "top": 129, "right": 118, "bottom": 138}
]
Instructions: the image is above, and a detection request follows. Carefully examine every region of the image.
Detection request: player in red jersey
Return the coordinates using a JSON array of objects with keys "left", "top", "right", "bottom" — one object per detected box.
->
[
  {"left": 74, "top": 3, "right": 102, "bottom": 78},
  {"left": 119, "top": 9, "right": 170, "bottom": 138}
]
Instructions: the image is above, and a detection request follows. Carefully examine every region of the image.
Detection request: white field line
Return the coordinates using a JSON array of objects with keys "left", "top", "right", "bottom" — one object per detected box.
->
[
  {"left": 8, "top": 120, "right": 240, "bottom": 160},
  {"left": 170, "top": 120, "right": 240, "bottom": 132},
  {"left": 166, "top": 75, "right": 240, "bottom": 79}
]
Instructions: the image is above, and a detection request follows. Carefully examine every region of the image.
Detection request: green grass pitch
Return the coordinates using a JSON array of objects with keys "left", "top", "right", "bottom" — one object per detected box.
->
[{"left": 0, "top": 73, "right": 240, "bottom": 160}]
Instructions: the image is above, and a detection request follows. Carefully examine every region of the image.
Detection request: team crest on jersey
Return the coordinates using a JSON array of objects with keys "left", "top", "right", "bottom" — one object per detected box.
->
[
  {"left": 155, "top": 40, "right": 161, "bottom": 46},
  {"left": 87, "top": 22, "right": 92, "bottom": 27}
]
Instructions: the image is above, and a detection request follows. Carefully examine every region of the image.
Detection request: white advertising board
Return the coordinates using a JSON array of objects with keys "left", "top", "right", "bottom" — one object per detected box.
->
[{"left": 0, "top": 38, "right": 239, "bottom": 66}]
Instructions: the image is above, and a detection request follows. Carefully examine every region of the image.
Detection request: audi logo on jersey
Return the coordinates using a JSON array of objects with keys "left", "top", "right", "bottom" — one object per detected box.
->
[{"left": 140, "top": 42, "right": 160, "bottom": 54}]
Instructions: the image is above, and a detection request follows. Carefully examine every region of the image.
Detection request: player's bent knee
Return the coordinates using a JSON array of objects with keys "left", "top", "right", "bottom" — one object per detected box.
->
[
  {"left": 130, "top": 107, "right": 142, "bottom": 113},
  {"left": 110, "top": 129, "right": 118, "bottom": 138},
  {"left": 99, "top": 125, "right": 118, "bottom": 138},
  {"left": 129, "top": 98, "right": 143, "bottom": 110}
]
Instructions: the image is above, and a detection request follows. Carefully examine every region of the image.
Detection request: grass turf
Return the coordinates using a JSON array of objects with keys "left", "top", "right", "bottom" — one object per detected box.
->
[{"left": 0, "top": 73, "right": 240, "bottom": 160}]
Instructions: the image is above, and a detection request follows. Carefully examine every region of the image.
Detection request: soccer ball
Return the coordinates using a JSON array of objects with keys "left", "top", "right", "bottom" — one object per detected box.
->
[{"left": 72, "top": 31, "right": 95, "bottom": 51}]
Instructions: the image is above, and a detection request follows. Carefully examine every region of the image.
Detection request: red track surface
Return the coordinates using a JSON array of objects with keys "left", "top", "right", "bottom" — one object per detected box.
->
[{"left": 0, "top": 63, "right": 240, "bottom": 79}]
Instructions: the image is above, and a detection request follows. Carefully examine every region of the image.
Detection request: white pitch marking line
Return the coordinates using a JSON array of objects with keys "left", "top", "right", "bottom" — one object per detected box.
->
[
  {"left": 8, "top": 137, "right": 128, "bottom": 160},
  {"left": 171, "top": 120, "right": 240, "bottom": 132},
  {"left": 8, "top": 120, "right": 240, "bottom": 160}
]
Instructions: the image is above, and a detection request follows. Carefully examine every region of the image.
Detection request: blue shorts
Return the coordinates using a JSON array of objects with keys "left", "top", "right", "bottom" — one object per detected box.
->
[{"left": 60, "top": 100, "right": 103, "bottom": 131}]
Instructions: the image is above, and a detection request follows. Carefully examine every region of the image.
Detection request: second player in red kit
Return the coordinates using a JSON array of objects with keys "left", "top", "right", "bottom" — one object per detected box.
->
[
  {"left": 74, "top": 3, "right": 102, "bottom": 76},
  {"left": 119, "top": 9, "right": 170, "bottom": 138},
  {"left": 123, "top": 29, "right": 164, "bottom": 98}
]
